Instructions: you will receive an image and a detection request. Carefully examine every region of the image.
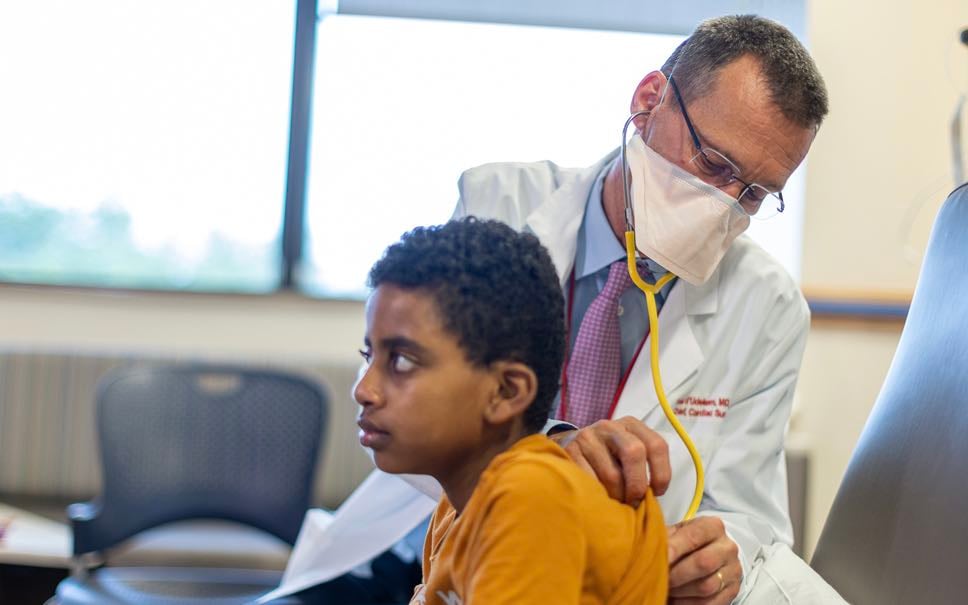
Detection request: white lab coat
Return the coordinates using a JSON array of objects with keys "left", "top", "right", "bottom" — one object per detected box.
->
[
  {"left": 271, "top": 151, "right": 846, "bottom": 604},
  {"left": 452, "top": 150, "right": 841, "bottom": 604}
]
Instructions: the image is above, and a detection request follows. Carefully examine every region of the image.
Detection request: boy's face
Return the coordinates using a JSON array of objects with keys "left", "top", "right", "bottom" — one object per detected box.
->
[{"left": 354, "top": 284, "right": 497, "bottom": 478}]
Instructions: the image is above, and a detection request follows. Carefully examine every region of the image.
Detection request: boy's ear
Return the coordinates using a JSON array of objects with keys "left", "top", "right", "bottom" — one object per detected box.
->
[{"left": 484, "top": 361, "right": 538, "bottom": 426}]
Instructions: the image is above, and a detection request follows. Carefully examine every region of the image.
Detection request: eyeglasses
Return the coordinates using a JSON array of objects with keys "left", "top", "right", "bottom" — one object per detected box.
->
[{"left": 667, "top": 75, "right": 785, "bottom": 219}]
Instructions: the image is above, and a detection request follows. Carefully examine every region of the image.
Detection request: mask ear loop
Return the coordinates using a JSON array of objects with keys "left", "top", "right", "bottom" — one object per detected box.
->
[{"left": 620, "top": 106, "right": 705, "bottom": 522}]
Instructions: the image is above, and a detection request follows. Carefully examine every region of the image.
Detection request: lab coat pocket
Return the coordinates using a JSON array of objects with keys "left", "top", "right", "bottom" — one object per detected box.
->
[{"left": 741, "top": 543, "right": 849, "bottom": 605}]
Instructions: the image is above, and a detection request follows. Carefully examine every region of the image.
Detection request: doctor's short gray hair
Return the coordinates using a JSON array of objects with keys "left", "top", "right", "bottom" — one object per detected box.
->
[{"left": 662, "top": 14, "right": 829, "bottom": 129}]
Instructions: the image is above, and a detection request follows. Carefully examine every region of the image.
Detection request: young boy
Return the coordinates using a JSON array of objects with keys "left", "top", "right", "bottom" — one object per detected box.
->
[{"left": 354, "top": 218, "right": 667, "bottom": 604}]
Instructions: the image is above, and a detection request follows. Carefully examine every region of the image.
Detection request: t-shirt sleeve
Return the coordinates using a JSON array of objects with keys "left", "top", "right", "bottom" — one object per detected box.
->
[{"left": 464, "top": 461, "right": 586, "bottom": 605}]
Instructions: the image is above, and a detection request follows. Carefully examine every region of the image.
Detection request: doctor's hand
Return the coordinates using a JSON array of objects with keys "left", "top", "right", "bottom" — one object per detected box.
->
[
  {"left": 551, "top": 416, "right": 670, "bottom": 506},
  {"left": 667, "top": 516, "right": 741, "bottom": 605}
]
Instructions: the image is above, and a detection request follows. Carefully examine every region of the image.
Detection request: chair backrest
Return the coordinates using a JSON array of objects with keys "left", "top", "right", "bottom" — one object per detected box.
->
[
  {"left": 71, "top": 364, "right": 327, "bottom": 555},
  {"left": 811, "top": 183, "right": 968, "bottom": 604}
]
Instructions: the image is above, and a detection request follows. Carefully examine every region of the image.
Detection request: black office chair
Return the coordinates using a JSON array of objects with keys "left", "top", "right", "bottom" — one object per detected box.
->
[
  {"left": 55, "top": 364, "right": 327, "bottom": 605},
  {"left": 811, "top": 183, "right": 968, "bottom": 603}
]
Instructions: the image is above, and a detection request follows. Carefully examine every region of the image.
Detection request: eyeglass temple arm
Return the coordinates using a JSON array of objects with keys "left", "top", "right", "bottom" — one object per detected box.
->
[
  {"left": 670, "top": 74, "right": 786, "bottom": 215},
  {"left": 668, "top": 75, "right": 703, "bottom": 152}
]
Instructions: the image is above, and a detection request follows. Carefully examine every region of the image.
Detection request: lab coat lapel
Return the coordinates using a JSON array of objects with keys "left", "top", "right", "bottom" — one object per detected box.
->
[
  {"left": 610, "top": 282, "right": 705, "bottom": 422},
  {"left": 526, "top": 150, "right": 618, "bottom": 286}
]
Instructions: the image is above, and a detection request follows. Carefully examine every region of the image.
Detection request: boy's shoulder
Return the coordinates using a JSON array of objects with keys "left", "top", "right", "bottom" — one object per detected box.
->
[
  {"left": 476, "top": 434, "right": 614, "bottom": 511},
  {"left": 456, "top": 434, "right": 653, "bottom": 563}
]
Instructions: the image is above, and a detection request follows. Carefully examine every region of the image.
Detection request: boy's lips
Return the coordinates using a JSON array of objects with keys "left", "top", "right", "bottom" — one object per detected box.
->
[{"left": 357, "top": 417, "right": 391, "bottom": 448}]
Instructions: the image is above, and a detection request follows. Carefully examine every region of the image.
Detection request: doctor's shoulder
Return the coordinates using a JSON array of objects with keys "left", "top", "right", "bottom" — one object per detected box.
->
[
  {"left": 455, "top": 159, "right": 578, "bottom": 223},
  {"left": 718, "top": 235, "right": 809, "bottom": 325}
]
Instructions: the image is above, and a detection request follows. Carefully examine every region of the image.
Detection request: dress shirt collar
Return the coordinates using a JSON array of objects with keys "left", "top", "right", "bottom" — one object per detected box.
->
[{"left": 575, "top": 161, "right": 668, "bottom": 281}]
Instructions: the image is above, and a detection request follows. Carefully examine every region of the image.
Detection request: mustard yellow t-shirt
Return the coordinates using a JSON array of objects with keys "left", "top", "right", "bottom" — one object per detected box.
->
[{"left": 410, "top": 434, "right": 667, "bottom": 605}]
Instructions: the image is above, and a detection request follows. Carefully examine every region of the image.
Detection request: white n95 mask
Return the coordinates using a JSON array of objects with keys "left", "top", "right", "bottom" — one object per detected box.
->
[{"left": 627, "top": 133, "right": 750, "bottom": 285}]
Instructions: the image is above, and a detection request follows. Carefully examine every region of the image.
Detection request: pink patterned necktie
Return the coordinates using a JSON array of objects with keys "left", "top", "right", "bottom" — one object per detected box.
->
[{"left": 564, "top": 260, "right": 634, "bottom": 427}]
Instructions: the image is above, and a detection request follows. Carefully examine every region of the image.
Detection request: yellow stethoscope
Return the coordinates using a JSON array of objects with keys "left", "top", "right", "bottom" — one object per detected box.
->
[{"left": 620, "top": 110, "right": 704, "bottom": 522}]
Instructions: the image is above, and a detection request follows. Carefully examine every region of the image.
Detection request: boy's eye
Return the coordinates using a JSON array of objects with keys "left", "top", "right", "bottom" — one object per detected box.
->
[
  {"left": 359, "top": 349, "right": 372, "bottom": 364},
  {"left": 390, "top": 353, "right": 417, "bottom": 373}
]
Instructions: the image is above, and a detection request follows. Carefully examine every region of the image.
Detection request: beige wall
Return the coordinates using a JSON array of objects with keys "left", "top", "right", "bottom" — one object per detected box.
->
[
  {"left": 804, "top": 0, "right": 967, "bottom": 292},
  {"left": 1, "top": 0, "right": 967, "bottom": 564},
  {"left": 0, "top": 286, "right": 364, "bottom": 363}
]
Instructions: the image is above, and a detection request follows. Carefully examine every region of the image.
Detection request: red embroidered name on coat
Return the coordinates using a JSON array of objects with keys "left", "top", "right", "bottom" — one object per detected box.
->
[{"left": 674, "top": 396, "right": 730, "bottom": 419}]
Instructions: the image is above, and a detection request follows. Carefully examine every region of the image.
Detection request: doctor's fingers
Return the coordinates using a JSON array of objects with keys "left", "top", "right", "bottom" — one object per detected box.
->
[
  {"left": 561, "top": 439, "right": 599, "bottom": 479},
  {"left": 668, "top": 560, "right": 741, "bottom": 604},
  {"left": 567, "top": 428, "right": 628, "bottom": 503},
  {"left": 614, "top": 417, "right": 670, "bottom": 496},
  {"left": 667, "top": 522, "right": 740, "bottom": 596},
  {"left": 601, "top": 425, "right": 651, "bottom": 506},
  {"left": 667, "top": 562, "right": 741, "bottom": 604},
  {"left": 667, "top": 516, "right": 731, "bottom": 567}
]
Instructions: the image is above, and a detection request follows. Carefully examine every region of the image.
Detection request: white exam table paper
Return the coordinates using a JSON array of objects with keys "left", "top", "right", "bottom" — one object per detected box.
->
[{"left": 257, "top": 470, "right": 439, "bottom": 603}]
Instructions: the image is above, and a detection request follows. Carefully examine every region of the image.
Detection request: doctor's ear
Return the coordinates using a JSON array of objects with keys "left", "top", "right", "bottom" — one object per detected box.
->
[
  {"left": 484, "top": 361, "right": 538, "bottom": 426},
  {"left": 630, "top": 70, "right": 668, "bottom": 131}
]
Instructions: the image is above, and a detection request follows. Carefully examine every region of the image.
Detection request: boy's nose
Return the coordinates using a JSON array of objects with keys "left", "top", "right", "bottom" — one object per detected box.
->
[{"left": 353, "top": 366, "right": 382, "bottom": 408}]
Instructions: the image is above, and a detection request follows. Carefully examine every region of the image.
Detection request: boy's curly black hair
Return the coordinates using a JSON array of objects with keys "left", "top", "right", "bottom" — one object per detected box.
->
[{"left": 367, "top": 217, "right": 565, "bottom": 433}]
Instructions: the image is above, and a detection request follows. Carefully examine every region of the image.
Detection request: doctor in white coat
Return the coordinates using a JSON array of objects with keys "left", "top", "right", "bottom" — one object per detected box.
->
[
  {"left": 279, "top": 14, "right": 845, "bottom": 605},
  {"left": 447, "top": 15, "right": 842, "bottom": 605}
]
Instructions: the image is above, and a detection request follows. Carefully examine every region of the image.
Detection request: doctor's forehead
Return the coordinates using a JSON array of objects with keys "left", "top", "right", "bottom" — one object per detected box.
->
[{"left": 688, "top": 59, "right": 814, "bottom": 186}]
